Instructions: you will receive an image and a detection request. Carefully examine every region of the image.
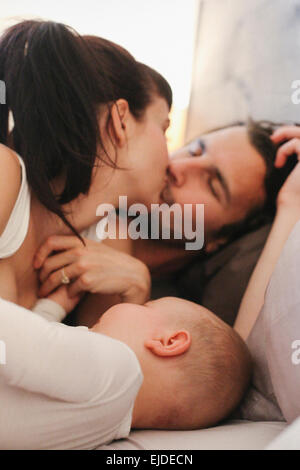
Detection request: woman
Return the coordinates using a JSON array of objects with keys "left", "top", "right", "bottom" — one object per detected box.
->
[
  {"left": 0, "top": 20, "right": 172, "bottom": 310},
  {"left": 0, "top": 19, "right": 173, "bottom": 449}
]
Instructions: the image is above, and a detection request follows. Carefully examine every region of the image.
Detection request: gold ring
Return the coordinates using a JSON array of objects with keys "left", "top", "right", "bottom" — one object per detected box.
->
[{"left": 61, "top": 268, "right": 70, "bottom": 285}]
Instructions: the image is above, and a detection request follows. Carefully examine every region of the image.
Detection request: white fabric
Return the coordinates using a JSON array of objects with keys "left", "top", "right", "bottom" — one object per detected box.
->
[
  {"left": 98, "top": 420, "right": 286, "bottom": 451},
  {"left": 0, "top": 154, "right": 31, "bottom": 259},
  {"left": 0, "top": 298, "right": 143, "bottom": 449},
  {"left": 266, "top": 417, "right": 300, "bottom": 450},
  {"left": 0, "top": 151, "right": 108, "bottom": 259},
  {"left": 32, "top": 298, "right": 67, "bottom": 323}
]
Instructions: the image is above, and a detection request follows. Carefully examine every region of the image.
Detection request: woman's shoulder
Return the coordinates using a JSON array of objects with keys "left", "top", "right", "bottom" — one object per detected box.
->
[{"left": 0, "top": 144, "right": 22, "bottom": 236}]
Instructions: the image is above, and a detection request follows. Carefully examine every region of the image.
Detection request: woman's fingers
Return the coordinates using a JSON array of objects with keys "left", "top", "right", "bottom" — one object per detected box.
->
[
  {"left": 37, "top": 237, "right": 151, "bottom": 301},
  {"left": 272, "top": 126, "right": 300, "bottom": 143},
  {"left": 38, "top": 263, "right": 82, "bottom": 298},
  {"left": 34, "top": 235, "right": 83, "bottom": 269},
  {"left": 274, "top": 138, "right": 300, "bottom": 168},
  {"left": 38, "top": 249, "right": 78, "bottom": 283},
  {"left": 272, "top": 126, "right": 300, "bottom": 168}
]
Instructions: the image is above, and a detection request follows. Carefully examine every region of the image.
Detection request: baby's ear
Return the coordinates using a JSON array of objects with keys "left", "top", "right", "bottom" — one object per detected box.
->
[{"left": 144, "top": 330, "right": 191, "bottom": 357}]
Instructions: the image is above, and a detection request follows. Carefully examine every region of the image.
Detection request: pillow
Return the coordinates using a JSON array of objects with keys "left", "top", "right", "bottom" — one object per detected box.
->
[
  {"left": 263, "top": 219, "right": 300, "bottom": 423},
  {"left": 97, "top": 420, "right": 286, "bottom": 450},
  {"left": 238, "top": 218, "right": 300, "bottom": 423},
  {"left": 266, "top": 417, "right": 300, "bottom": 450},
  {"left": 235, "top": 309, "right": 284, "bottom": 422},
  {"left": 175, "top": 223, "right": 271, "bottom": 325}
]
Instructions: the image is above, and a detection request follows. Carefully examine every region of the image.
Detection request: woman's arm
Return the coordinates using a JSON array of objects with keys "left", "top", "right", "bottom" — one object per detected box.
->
[{"left": 234, "top": 204, "right": 300, "bottom": 340}]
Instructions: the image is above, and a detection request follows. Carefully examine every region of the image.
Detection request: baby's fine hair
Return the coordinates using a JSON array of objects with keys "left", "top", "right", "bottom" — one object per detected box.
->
[{"left": 159, "top": 308, "right": 252, "bottom": 430}]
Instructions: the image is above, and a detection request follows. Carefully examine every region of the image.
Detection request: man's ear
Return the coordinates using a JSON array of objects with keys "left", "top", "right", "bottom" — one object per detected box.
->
[
  {"left": 144, "top": 330, "right": 191, "bottom": 357},
  {"left": 205, "top": 236, "right": 228, "bottom": 254},
  {"left": 109, "top": 99, "right": 130, "bottom": 147}
]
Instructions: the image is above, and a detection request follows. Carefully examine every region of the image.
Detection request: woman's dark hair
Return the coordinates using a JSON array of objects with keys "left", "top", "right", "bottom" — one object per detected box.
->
[
  {"left": 82, "top": 36, "right": 173, "bottom": 112},
  {"left": 0, "top": 21, "right": 172, "bottom": 238},
  {"left": 138, "top": 62, "right": 173, "bottom": 110}
]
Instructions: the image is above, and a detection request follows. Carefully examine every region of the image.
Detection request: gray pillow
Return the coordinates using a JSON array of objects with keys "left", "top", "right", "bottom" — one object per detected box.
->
[
  {"left": 262, "top": 219, "right": 300, "bottom": 423},
  {"left": 176, "top": 224, "right": 271, "bottom": 325},
  {"left": 235, "top": 308, "right": 284, "bottom": 422},
  {"left": 238, "top": 219, "right": 300, "bottom": 423}
]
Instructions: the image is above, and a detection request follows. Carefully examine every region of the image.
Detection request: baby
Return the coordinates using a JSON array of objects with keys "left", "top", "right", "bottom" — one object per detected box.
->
[
  {"left": 36, "top": 293, "right": 252, "bottom": 430},
  {"left": 92, "top": 297, "right": 252, "bottom": 430},
  {"left": 0, "top": 294, "right": 252, "bottom": 449}
]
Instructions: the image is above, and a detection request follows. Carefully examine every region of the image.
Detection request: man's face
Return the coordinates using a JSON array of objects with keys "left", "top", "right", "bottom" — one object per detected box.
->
[{"left": 162, "top": 126, "right": 267, "bottom": 244}]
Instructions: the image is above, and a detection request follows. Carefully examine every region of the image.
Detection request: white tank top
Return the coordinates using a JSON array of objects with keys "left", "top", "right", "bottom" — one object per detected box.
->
[
  {"left": 0, "top": 154, "right": 109, "bottom": 259},
  {"left": 0, "top": 155, "right": 31, "bottom": 259}
]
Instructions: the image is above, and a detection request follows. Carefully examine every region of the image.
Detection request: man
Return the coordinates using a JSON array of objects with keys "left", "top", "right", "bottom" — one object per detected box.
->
[{"left": 134, "top": 119, "right": 296, "bottom": 271}]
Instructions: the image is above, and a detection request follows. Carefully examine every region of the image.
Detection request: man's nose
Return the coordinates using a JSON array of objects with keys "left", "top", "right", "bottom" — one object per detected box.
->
[{"left": 167, "top": 158, "right": 204, "bottom": 187}]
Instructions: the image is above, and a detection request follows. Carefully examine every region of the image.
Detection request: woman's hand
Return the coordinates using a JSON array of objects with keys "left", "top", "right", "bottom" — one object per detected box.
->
[
  {"left": 34, "top": 236, "right": 151, "bottom": 304},
  {"left": 272, "top": 126, "right": 300, "bottom": 210},
  {"left": 272, "top": 125, "right": 300, "bottom": 167}
]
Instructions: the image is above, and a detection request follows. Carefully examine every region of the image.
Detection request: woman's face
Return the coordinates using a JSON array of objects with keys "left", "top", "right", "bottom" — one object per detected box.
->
[
  {"left": 125, "top": 96, "right": 170, "bottom": 208},
  {"left": 85, "top": 96, "right": 170, "bottom": 224}
]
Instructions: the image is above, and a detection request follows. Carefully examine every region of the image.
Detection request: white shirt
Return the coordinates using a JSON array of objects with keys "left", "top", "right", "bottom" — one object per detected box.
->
[
  {"left": 0, "top": 298, "right": 143, "bottom": 450},
  {"left": 0, "top": 154, "right": 31, "bottom": 259}
]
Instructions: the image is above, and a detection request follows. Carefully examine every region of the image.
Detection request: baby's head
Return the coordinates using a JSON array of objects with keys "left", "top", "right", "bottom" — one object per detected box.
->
[{"left": 92, "top": 296, "right": 252, "bottom": 430}]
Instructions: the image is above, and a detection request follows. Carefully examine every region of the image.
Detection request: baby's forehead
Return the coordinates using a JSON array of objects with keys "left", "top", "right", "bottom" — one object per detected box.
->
[
  {"left": 146, "top": 297, "right": 212, "bottom": 317},
  {"left": 110, "top": 303, "right": 149, "bottom": 315},
  {"left": 145, "top": 298, "right": 229, "bottom": 336}
]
